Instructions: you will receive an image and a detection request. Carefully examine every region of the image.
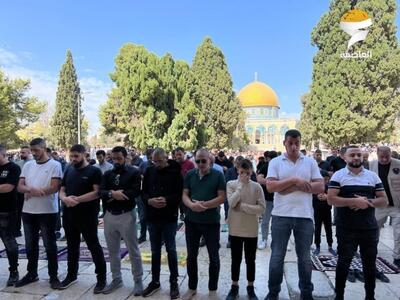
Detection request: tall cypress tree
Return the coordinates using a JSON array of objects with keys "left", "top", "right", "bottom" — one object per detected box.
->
[
  {"left": 302, "top": 0, "right": 400, "bottom": 146},
  {"left": 191, "top": 37, "right": 243, "bottom": 148},
  {"left": 51, "top": 50, "right": 83, "bottom": 148}
]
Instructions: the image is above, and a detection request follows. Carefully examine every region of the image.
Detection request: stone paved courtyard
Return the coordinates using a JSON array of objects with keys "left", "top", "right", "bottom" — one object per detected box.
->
[{"left": 0, "top": 215, "right": 399, "bottom": 300}]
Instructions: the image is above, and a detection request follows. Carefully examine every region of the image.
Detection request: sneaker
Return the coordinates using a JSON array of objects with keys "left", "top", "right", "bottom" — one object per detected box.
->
[
  {"left": 264, "top": 294, "right": 279, "bottom": 300},
  {"left": 102, "top": 278, "right": 122, "bottom": 294},
  {"left": 347, "top": 270, "right": 356, "bottom": 283},
  {"left": 354, "top": 269, "right": 364, "bottom": 282},
  {"left": 247, "top": 285, "right": 259, "bottom": 300},
  {"left": 133, "top": 278, "right": 144, "bottom": 296},
  {"left": 170, "top": 282, "right": 180, "bottom": 300},
  {"left": 6, "top": 271, "right": 19, "bottom": 286},
  {"left": 14, "top": 273, "right": 39, "bottom": 287},
  {"left": 258, "top": 240, "right": 267, "bottom": 250},
  {"left": 181, "top": 289, "right": 197, "bottom": 300},
  {"left": 226, "top": 241, "right": 231, "bottom": 248},
  {"left": 313, "top": 247, "right": 320, "bottom": 256},
  {"left": 209, "top": 290, "right": 219, "bottom": 300},
  {"left": 328, "top": 247, "right": 337, "bottom": 256},
  {"left": 55, "top": 231, "right": 62, "bottom": 240},
  {"left": 142, "top": 281, "right": 161, "bottom": 297},
  {"left": 49, "top": 277, "right": 61, "bottom": 289},
  {"left": 394, "top": 259, "right": 400, "bottom": 269},
  {"left": 94, "top": 280, "right": 107, "bottom": 294},
  {"left": 226, "top": 284, "right": 239, "bottom": 300},
  {"left": 199, "top": 236, "right": 206, "bottom": 247},
  {"left": 138, "top": 236, "right": 146, "bottom": 244},
  {"left": 376, "top": 271, "right": 390, "bottom": 283},
  {"left": 58, "top": 276, "right": 78, "bottom": 290},
  {"left": 180, "top": 214, "right": 185, "bottom": 221}
]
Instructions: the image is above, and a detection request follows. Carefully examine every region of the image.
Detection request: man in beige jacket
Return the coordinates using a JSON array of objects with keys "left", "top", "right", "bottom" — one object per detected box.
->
[{"left": 370, "top": 146, "right": 400, "bottom": 268}]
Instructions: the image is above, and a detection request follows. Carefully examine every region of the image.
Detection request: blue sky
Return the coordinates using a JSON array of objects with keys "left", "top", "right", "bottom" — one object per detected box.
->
[{"left": 1, "top": 1, "right": 399, "bottom": 134}]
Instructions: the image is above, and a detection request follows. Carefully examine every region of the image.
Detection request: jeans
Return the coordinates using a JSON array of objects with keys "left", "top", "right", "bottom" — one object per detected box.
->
[
  {"left": 230, "top": 235, "right": 257, "bottom": 282},
  {"left": 15, "top": 193, "right": 24, "bottom": 234},
  {"left": 63, "top": 207, "right": 106, "bottom": 281},
  {"left": 314, "top": 206, "right": 333, "bottom": 247},
  {"left": 136, "top": 196, "right": 147, "bottom": 238},
  {"left": 335, "top": 227, "right": 378, "bottom": 300},
  {"left": 148, "top": 222, "right": 178, "bottom": 283},
  {"left": 261, "top": 201, "right": 273, "bottom": 241},
  {"left": 104, "top": 210, "right": 143, "bottom": 281},
  {"left": 22, "top": 213, "right": 58, "bottom": 278},
  {"left": 185, "top": 220, "right": 220, "bottom": 290},
  {"left": 224, "top": 199, "right": 229, "bottom": 220},
  {"left": 268, "top": 216, "right": 314, "bottom": 299},
  {"left": 0, "top": 212, "right": 18, "bottom": 272}
]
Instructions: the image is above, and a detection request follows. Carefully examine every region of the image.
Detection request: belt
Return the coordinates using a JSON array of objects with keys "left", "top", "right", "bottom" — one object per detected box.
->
[{"left": 106, "top": 209, "right": 132, "bottom": 215}]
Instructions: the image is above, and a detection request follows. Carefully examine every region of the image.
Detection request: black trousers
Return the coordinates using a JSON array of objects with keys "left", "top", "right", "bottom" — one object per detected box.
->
[
  {"left": 63, "top": 207, "right": 106, "bottom": 281},
  {"left": 314, "top": 206, "right": 333, "bottom": 247},
  {"left": 335, "top": 227, "right": 378, "bottom": 300},
  {"left": 15, "top": 193, "right": 24, "bottom": 234},
  {"left": 0, "top": 212, "right": 18, "bottom": 272},
  {"left": 230, "top": 235, "right": 257, "bottom": 282}
]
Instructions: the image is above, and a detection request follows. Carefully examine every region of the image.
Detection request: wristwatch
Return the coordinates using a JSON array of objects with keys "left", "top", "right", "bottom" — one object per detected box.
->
[{"left": 108, "top": 191, "right": 112, "bottom": 199}]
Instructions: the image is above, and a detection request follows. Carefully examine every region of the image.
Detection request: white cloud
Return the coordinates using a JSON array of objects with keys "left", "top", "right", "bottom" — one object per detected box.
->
[{"left": 0, "top": 48, "right": 111, "bottom": 135}]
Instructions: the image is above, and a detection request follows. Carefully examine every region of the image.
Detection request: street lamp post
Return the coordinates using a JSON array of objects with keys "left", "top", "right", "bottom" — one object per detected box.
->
[{"left": 78, "top": 94, "right": 81, "bottom": 144}]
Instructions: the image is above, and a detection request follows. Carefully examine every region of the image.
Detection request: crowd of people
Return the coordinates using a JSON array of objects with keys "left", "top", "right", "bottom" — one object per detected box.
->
[{"left": 0, "top": 129, "right": 399, "bottom": 300}]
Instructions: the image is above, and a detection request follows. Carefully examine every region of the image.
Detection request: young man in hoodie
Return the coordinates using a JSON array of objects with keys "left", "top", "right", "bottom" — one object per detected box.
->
[{"left": 141, "top": 148, "right": 183, "bottom": 299}]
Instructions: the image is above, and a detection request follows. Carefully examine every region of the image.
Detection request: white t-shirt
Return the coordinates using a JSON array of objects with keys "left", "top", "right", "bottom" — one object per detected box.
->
[
  {"left": 20, "top": 159, "right": 62, "bottom": 214},
  {"left": 267, "top": 153, "right": 322, "bottom": 220}
]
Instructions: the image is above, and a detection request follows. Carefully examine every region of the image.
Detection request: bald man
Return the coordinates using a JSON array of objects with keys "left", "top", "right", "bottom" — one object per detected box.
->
[{"left": 370, "top": 146, "right": 400, "bottom": 268}]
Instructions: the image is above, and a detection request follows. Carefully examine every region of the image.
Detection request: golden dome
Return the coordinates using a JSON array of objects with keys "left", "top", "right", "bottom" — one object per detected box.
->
[
  {"left": 341, "top": 9, "right": 370, "bottom": 22},
  {"left": 238, "top": 81, "right": 279, "bottom": 108}
]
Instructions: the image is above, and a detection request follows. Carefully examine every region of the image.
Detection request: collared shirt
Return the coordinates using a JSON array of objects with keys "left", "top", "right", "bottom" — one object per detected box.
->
[
  {"left": 94, "top": 161, "right": 114, "bottom": 175},
  {"left": 267, "top": 153, "right": 322, "bottom": 220},
  {"left": 184, "top": 168, "right": 226, "bottom": 224},
  {"left": 329, "top": 166, "right": 384, "bottom": 230}
]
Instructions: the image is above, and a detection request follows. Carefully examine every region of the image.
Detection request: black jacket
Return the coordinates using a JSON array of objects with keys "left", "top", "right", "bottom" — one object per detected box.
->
[
  {"left": 100, "top": 165, "right": 141, "bottom": 212},
  {"left": 142, "top": 160, "right": 183, "bottom": 223}
]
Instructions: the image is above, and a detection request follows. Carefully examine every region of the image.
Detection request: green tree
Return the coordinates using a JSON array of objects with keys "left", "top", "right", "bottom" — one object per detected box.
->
[
  {"left": 191, "top": 37, "right": 243, "bottom": 148},
  {"left": 302, "top": 0, "right": 400, "bottom": 146},
  {"left": 0, "top": 70, "right": 45, "bottom": 146},
  {"left": 51, "top": 50, "right": 86, "bottom": 148}
]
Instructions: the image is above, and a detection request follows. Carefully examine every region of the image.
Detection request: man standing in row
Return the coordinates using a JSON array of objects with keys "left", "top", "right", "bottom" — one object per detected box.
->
[
  {"left": 328, "top": 146, "right": 388, "bottom": 300},
  {"left": 0, "top": 145, "right": 20, "bottom": 286},
  {"left": 59, "top": 144, "right": 107, "bottom": 293},
  {"left": 182, "top": 149, "right": 226, "bottom": 300},
  {"left": 17, "top": 138, "right": 62, "bottom": 289},
  {"left": 100, "top": 146, "right": 144, "bottom": 295},
  {"left": 370, "top": 146, "right": 400, "bottom": 268},
  {"left": 141, "top": 148, "right": 183, "bottom": 299}
]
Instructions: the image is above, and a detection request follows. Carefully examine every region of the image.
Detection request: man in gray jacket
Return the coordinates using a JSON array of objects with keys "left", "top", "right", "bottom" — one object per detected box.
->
[{"left": 370, "top": 146, "right": 400, "bottom": 268}]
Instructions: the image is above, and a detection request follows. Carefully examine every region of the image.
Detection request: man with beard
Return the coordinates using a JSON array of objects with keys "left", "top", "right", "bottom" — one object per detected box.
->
[
  {"left": 15, "top": 146, "right": 32, "bottom": 237},
  {"left": 58, "top": 144, "right": 107, "bottom": 293},
  {"left": 16, "top": 138, "right": 62, "bottom": 289},
  {"left": 0, "top": 145, "right": 21, "bottom": 286},
  {"left": 141, "top": 148, "right": 182, "bottom": 299},
  {"left": 328, "top": 146, "right": 388, "bottom": 300},
  {"left": 100, "top": 146, "right": 143, "bottom": 295}
]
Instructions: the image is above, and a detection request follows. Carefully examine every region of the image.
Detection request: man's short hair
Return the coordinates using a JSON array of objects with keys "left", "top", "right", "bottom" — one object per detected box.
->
[
  {"left": 266, "top": 151, "right": 278, "bottom": 160},
  {"left": 345, "top": 145, "right": 359, "bottom": 152},
  {"left": 239, "top": 159, "right": 253, "bottom": 170},
  {"left": 112, "top": 146, "right": 128, "bottom": 157},
  {"left": 175, "top": 147, "right": 185, "bottom": 153},
  {"left": 315, "top": 149, "right": 322, "bottom": 154},
  {"left": 70, "top": 144, "right": 86, "bottom": 153},
  {"left": 30, "top": 138, "right": 46, "bottom": 148},
  {"left": 235, "top": 155, "right": 245, "bottom": 163},
  {"left": 218, "top": 151, "right": 225, "bottom": 158},
  {"left": 340, "top": 147, "right": 348, "bottom": 155},
  {"left": 153, "top": 147, "right": 166, "bottom": 158},
  {"left": 96, "top": 150, "right": 106, "bottom": 156},
  {"left": 284, "top": 129, "right": 301, "bottom": 140},
  {"left": 21, "top": 145, "right": 30, "bottom": 150}
]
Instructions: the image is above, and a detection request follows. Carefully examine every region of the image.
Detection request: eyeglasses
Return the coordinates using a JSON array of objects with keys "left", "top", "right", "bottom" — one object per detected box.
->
[{"left": 195, "top": 159, "right": 208, "bottom": 164}]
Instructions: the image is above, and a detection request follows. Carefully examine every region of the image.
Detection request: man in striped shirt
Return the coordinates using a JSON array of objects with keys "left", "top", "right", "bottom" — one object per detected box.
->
[{"left": 327, "top": 145, "right": 388, "bottom": 300}]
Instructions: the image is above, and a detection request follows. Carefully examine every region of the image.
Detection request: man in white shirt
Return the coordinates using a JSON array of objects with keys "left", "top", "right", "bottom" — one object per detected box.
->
[
  {"left": 16, "top": 138, "right": 63, "bottom": 289},
  {"left": 265, "top": 129, "right": 324, "bottom": 300}
]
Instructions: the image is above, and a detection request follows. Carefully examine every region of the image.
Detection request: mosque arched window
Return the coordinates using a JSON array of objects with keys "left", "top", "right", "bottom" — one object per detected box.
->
[
  {"left": 280, "top": 125, "right": 289, "bottom": 141},
  {"left": 255, "top": 130, "right": 261, "bottom": 144},
  {"left": 256, "top": 125, "right": 266, "bottom": 144},
  {"left": 267, "top": 125, "right": 277, "bottom": 144}
]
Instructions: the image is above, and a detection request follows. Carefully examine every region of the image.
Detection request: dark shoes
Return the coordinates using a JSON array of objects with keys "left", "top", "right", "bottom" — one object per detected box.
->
[
  {"left": 376, "top": 272, "right": 390, "bottom": 283},
  {"left": 394, "top": 259, "right": 400, "bottom": 269},
  {"left": 49, "top": 277, "right": 61, "bottom": 289},
  {"left": 199, "top": 236, "right": 206, "bottom": 247},
  {"left": 170, "top": 282, "right": 180, "bottom": 300},
  {"left": 14, "top": 273, "right": 39, "bottom": 287},
  {"left": 354, "top": 269, "right": 364, "bottom": 282},
  {"left": 313, "top": 247, "right": 320, "bottom": 256},
  {"left": 102, "top": 278, "right": 121, "bottom": 294},
  {"left": 142, "top": 281, "right": 161, "bottom": 297},
  {"left": 347, "top": 269, "right": 356, "bottom": 282},
  {"left": 6, "top": 271, "right": 19, "bottom": 286},
  {"left": 247, "top": 286, "right": 259, "bottom": 300},
  {"left": 226, "top": 284, "right": 239, "bottom": 300},
  {"left": 94, "top": 280, "right": 107, "bottom": 294},
  {"left": 58, "top": 276, "right": 78, "bottom": 290},
  {"left": 138, "top": 236, "right": 147, "bottom": 244}
]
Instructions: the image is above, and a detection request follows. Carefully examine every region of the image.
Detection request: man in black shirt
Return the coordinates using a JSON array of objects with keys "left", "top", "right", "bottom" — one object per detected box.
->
[
  {"left": 141, "top": 148, "right": 183, "bottom": 299},
  {"left": 0, "top": 145, "right": 20, "bottom": 286},
  {"left": 313, "top": 149, "right": 330, "bottom": 171},
  {"left": 58, "top": 144, "right": 106, "bottom": 293},
  {"left": 100, "top": 146, "right": 143, "bottom": 295},
  {"left": 370, "top": 146, "right": 400, "bottom": 268},
  {"left": 328, "top": 146, "right": 388, "bottom": 300},
  {"left": 215, "top": 151, "right": 233, "bottom": 173},
  {"left": 329, "top": 147, "right": 347, "bottom": 174}
]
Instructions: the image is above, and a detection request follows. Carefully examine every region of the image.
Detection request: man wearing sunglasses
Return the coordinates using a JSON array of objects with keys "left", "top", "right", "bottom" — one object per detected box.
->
[{"left": 181, "top": 149, "right": 226, "bottom": 300}]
